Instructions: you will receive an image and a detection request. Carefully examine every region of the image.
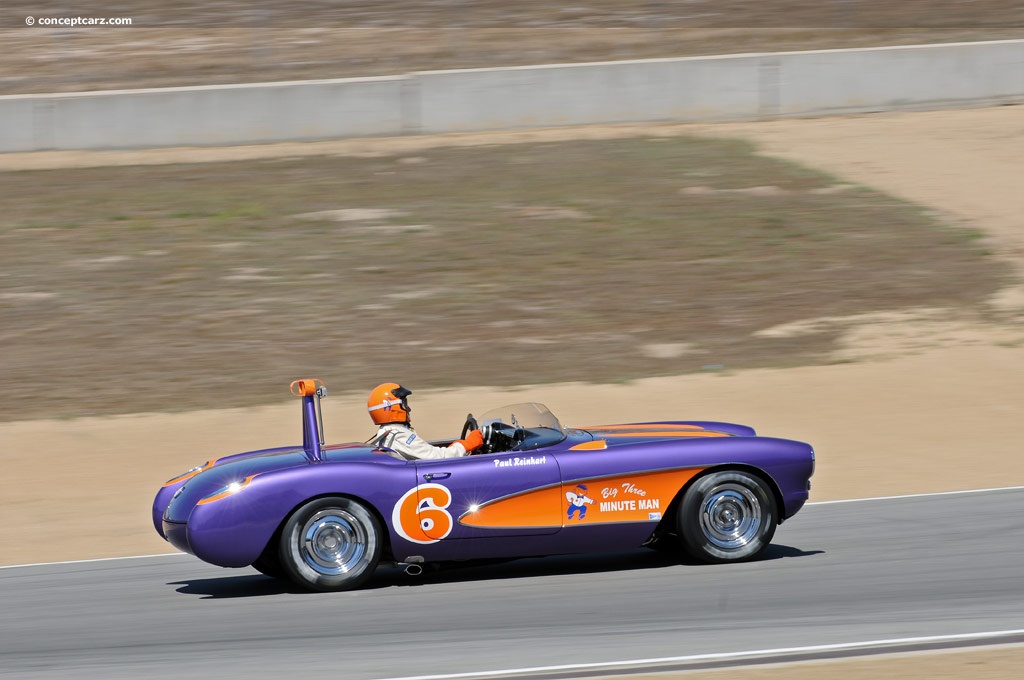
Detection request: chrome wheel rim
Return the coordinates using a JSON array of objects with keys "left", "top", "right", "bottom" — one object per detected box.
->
[
  {"left": 300, "top": 508, "right": 368, "bottom": 576},
  {"left": 699, "top": 483, "right": 762, "bottom": 551}
]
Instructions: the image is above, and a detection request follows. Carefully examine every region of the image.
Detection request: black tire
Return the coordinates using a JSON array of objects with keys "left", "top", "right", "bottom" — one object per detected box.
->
[
  {"left": 678, "top": 470, "right": 777, "bottom": 563},
  {"left": 251, "top": 548, "right": 286, "bottom": 580},
  {"left": 279, "top": 496, "right": 382, "bottom": 592}
]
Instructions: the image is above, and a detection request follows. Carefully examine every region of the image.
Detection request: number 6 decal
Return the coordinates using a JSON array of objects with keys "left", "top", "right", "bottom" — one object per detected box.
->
[{"left": 393, "top": 484, "right": 454, "bottom": 544}]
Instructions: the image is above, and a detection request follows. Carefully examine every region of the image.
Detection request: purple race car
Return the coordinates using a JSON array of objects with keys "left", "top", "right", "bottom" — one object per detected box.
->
[{"left": 153, "top": 379, "right": 814, "bottom": 591}]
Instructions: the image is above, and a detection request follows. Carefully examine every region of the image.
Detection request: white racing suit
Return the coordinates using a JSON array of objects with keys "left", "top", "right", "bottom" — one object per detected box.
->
[{"left": 371, "top": 423, "right": 469, "bottom": 460}]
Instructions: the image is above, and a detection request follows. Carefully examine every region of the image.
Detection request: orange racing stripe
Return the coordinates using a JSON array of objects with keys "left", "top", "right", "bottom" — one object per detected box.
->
[
  {"left": 578, "top": 423, "right": 706, "bottom": 431},
  {"left": 599, "top": 431, "right": 728, "bottom": 438},
  {"left": 568, "top": 440, "right": 608, "bottom": 451},
  {"left": 163, "top": 458, "right": 219, "bottom": 486}
]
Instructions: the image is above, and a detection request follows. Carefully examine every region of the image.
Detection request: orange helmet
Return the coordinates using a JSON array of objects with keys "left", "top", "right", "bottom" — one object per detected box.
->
[{"left": 367, "top": 382, "right": 412, "bottom": 425}]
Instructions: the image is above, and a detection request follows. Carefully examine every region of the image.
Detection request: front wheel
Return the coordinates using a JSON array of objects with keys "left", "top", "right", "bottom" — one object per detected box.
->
[
  {"left": 678, "top": 471, "right": 777, "bottom": 563},
  {"left": 279, "top": 496, "right": 383, "bottom": 592},
  {"left": 251, "top": 548, "right": 286, "bottom": 580}
]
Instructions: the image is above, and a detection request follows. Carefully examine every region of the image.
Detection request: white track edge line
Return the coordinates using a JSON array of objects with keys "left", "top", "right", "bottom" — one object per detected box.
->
[
  {"left": 373, "top": 629, "right": 1024, "bottom": 680},
  {"left": 808, "top": 485, "right": 1024, "bottom": 505},
  {"left": 4, "top": 485, "right": 1024, "bottom": 570},
  {"left": 0, "top": 552, "right": 184, "bottom": 570}
]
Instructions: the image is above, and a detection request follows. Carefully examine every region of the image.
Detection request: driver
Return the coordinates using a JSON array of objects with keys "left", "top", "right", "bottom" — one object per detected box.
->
[{"left": 367, "top": 382, "right": 484, "bottom": 459}]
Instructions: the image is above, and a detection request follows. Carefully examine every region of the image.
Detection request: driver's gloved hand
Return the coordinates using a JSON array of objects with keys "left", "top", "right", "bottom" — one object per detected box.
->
[{"left": 456, "top": 429, "right": 484, "bottom": 453}]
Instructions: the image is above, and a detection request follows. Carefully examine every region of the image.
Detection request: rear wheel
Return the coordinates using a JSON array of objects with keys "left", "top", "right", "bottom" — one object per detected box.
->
[
  {"left": 280, "top": 496, "right": 382, "bottom": 592},
  {"left": 678, "top": 470, "right": 776, "bottom": 563}
]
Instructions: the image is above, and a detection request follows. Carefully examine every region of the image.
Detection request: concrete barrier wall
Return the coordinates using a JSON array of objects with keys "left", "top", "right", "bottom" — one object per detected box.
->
[
  {"left": 414, "top": 55, "right": 765, "bottom": 133},
  {"left": 1, "top": 40, "right": 1021, "bottom": 151},
  {"left": 773, "top": 40, "right": 1024, "bottom": 115},
  {"left": 0, "top": 77, "right": 409, "bottom": 152}
]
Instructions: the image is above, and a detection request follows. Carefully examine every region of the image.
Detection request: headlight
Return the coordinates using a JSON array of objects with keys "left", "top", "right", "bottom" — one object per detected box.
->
[{"left": 197, "top": 475, "right": 257, "bottom": 505}]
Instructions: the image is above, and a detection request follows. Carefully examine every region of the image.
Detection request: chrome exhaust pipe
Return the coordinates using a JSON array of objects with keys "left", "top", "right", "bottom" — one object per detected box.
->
[{"left": 404, "top": 563, "right": 423, "bottom": 576}]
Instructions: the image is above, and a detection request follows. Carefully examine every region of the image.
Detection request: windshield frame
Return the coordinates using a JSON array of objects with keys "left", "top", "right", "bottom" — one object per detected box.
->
[
  {"left": 478, "top": 402, "right": 567, "bottom": 452},
  {"left": 479, "top": 402, "right": 564, "bottom": 432}
]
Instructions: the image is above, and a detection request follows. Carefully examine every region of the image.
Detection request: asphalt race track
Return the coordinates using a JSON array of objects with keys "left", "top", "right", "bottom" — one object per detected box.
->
[{"left": 3, "top": 489, "right": 1024, "bottom": 679}]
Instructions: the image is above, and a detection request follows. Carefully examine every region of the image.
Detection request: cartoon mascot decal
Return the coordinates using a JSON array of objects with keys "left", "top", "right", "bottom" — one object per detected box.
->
[{"left": 565, "top": 483, "right": 594, "bottom": 521}]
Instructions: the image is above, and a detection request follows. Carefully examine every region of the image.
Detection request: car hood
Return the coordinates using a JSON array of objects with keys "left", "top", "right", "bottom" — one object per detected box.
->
[{"left": 162, "top": 443, "right": 381, "bottom": 524}]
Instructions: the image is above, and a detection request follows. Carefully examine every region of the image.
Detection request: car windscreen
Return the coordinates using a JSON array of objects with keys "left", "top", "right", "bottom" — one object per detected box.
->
[{"left": 479, "top": 402, "right": 566, "bottom": 450}]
